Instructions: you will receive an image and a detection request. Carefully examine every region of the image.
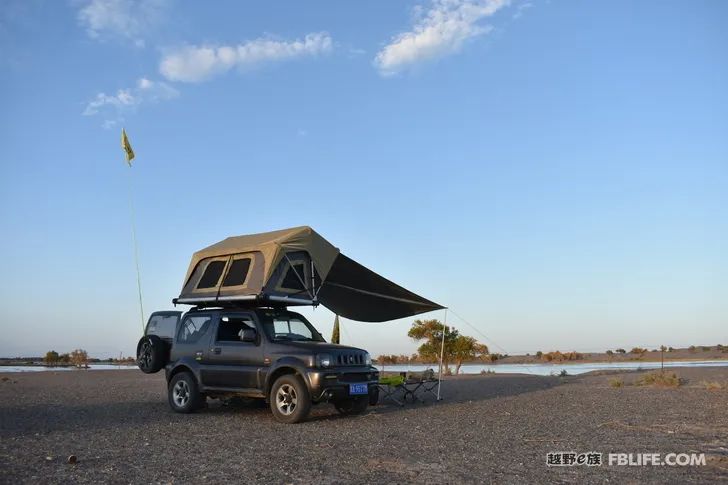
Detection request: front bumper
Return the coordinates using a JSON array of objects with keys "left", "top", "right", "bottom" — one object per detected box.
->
[{"left": 306, "top": 365, "right": 379, "bottom": 402}]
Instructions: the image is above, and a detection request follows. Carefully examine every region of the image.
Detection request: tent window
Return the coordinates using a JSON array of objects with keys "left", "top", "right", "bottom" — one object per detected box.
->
[
  {"left": 197, "top": 260, "right": 226, "bottom": 289},
  {"left": 222, "top": 258, "right": 251, "bottom": 287},
  {"left": 281, "top": 263, "right": 306, "bottom": 291}
]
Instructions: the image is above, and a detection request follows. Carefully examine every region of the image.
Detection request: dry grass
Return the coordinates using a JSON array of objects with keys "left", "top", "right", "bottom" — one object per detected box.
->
[
  {"left": 635, "top": 371, "right": 682, "bottom": 388},
  {"left": 608, "top": 377, "right": 624, "bottom": 388},
  {"left": 699, "top": 380, "right": 727, "bottom": 391}
]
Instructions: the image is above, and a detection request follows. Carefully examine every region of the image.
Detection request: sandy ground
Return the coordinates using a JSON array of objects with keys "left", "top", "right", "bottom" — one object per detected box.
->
[{"left": 1, "top": 367, "right": 727, "bottom": 484}]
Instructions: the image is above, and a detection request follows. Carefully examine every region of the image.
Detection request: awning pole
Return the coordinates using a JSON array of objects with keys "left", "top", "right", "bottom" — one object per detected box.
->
[{"left": 437, "top": 308, "right": 447, "bottom": 401}]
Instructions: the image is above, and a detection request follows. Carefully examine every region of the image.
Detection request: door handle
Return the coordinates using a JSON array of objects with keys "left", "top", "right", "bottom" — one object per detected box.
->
[{"left": 211, "top": 347, "right": 221, "bottom": 355}]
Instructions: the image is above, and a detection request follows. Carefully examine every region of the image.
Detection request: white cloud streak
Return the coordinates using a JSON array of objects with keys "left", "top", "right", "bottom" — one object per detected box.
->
[
  {"left": 83, "top": 77, "right": 179, "bottom": 127},
  {"left": 76, "top": 0, "right": 170, "bottom": 46},
  {"left": 374, "top": 0, "right": 511, "bottom": 76},
  {"left": 159, "top": 32, "right": 333, "bottom": 83}
]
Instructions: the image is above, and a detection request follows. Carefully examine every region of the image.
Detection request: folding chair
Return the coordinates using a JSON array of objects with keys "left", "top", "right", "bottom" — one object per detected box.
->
[{"left": 376, "top": 375, "right": 407, "bottom": 406}]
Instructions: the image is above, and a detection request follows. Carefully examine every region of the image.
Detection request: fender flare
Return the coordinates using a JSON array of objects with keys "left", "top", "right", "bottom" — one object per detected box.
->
[{"left": 264, "top": 357, "right": 311, "bottom": 395}]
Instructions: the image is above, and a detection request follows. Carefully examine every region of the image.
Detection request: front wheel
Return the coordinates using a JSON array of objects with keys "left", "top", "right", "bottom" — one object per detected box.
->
[
  {"left": 334, "top": 397, "right": 369, "bottom": 415},
  {"left": 168, "top": 372, "right": 204, "bottom": 413},
  {"left": 269, "top": 374, "right": 311, "bottom": 424}
]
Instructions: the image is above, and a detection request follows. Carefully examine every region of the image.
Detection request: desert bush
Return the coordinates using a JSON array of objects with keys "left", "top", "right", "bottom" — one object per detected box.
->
[
  {"left": 609, "top": 377, "right": 624, "bottom": 388},
  {"left": 606, "top": 350, "right": 614, "bottom": 356},
  {"left": 699, "top": 380, "right": 726, "bottom": 391},
  {"left": 630, "top": 347, "right": 647, "bottom": 355},
  {"left": 689, "top": 345, "right": 696, "bottom": 353},
  {"left": 635, "top": 371, "right": 681, "bottom": 388},
  {"left": 535, "top": 351, "right": 542, "bottom": 358},
  {"left": 480, "top": 369, "right": 495, "bottom": 375},
  {"left": 701, "top": 346, "right": 711, "bottom": 352},
  {"left": 615, "top": 348, "right": 626, "bottom": 354}
]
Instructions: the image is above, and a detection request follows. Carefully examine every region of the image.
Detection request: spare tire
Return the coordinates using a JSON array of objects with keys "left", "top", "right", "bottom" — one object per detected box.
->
[{"left": 137, "top": 335, "right": 167, "bottom": 374}]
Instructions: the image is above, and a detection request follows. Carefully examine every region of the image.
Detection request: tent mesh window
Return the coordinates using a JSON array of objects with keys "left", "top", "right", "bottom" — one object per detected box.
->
[
  {"left": 281, "top": 263, "right": 306, "bottom": 291},
  {"left": 222, "top": 258, "right": 251, "bottom": 287},
  {"left": 197, "top": 260, "right": 226, "bottom": 289}
]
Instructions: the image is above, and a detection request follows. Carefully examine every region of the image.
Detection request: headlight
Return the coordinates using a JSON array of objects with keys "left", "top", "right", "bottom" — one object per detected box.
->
[
  {"left": 316, "top": 354, "right": 332, "bottom": 368},
  {"left": 365, "top": 353, "right": 372, "bottom": 366}
]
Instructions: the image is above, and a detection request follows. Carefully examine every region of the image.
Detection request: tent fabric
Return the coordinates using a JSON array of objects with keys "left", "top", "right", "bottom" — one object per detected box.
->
[
  {"left": 179, "top": 226, "right": 444, "bottom": 322},
  {"left": 183, "top": 226, "right": 340, "bottom": 288}
]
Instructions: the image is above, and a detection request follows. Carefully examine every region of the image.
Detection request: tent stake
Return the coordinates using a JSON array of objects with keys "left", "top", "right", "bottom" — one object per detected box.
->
[{"left": 437, "top": 308, "right": 447, "bottom": 401}]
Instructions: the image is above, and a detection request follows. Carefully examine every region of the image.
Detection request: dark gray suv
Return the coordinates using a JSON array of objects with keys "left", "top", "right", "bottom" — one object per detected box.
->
[{"left": 137, "top": 307, "right": 379, "bottom": 423}]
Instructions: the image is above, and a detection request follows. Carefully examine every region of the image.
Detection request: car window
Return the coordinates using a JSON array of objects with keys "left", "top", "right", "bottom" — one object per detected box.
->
[
  {"left": 177, "top": 316, "right": 212, "bottom": 343},
  {"left": 217, "top": 316, "right": 255, "bottom": 342},
  {"left": 147, "top": 314, "right": 178, "bottom": 339},
  {"left": 272, "top": 317, "right": 316, "bottom": 341}
]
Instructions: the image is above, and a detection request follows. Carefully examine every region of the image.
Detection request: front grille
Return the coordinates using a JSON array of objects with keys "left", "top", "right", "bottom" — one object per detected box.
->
[
  {"left": 339, "top": 372, "right": 374, "bottom": 383},
  {"left": 336, "top": 353, "right": 365, "bottom": 366}
]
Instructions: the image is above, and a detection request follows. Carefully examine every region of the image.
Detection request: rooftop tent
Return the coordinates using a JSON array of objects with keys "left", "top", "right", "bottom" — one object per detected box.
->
[{"left": 175, "top": 226, "right": 443, "bottom": 322}]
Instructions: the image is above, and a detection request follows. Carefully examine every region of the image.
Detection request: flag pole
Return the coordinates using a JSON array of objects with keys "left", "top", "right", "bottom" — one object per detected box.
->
[
  {"left": 121, "top": 128, "right": 144, "bottom": 333},
  {"left": 126, "top": 166, "right": 145, "bottom": 333}
]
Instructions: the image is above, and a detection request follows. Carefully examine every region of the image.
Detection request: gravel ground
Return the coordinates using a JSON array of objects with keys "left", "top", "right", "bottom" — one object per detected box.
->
[{"left": 1, "top": 367, "right": 727, "bottom": 484}]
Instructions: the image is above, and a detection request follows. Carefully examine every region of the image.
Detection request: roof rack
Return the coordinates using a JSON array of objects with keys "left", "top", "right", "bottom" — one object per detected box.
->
[{"left": 173, "top": 295, "right": 317, "bottom": 309}]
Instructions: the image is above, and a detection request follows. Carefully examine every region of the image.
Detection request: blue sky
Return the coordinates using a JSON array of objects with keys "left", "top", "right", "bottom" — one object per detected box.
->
[{"left": 1, "top": 0, "right": 726, "bottom": 358}]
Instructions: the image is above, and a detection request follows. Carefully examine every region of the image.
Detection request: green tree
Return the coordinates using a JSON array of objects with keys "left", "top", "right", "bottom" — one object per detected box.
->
[
  {"left": 331, "top": 315, "right": 340, "bottom": 344},
  {"left": 451, "top": 335, "right": 488, "bottom": 375},
  {"left": 43, "top": 350, "right": 59, "bottom": 366},
  {"left": 408, "top": 319, "right": 459, "bottom": 369},
  {"left": 70, "top": 349, "right": 89, "bottom": 368}
]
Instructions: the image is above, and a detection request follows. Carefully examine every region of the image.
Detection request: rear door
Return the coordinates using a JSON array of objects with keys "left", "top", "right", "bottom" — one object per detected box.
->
[
  {"left": 200, "top": 312, "right": 264, "bottom": 390},
  {"left": 145, "top": 311, "right": 182, "bottom": 345},
  {"left": 171, "top": 313, "right": 215, "bottom": 363}
]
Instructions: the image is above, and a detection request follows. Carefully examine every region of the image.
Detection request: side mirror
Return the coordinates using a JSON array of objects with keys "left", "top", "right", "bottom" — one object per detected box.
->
[{"left": 241, "top": 328, "right": 257, "bottom": 343}]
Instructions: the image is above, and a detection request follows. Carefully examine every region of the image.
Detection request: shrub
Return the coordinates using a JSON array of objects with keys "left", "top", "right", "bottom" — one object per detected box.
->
[
  {"left": 689, "top": 345, "right": 696, "bottom": 353},
  {"left": 635, "top": 371, "right": 681, "bottom": 388},
  {"left": 700, "top": 381, "right": 726, "bottom": 391},
  {"left": 480, "top": 369, "right": 495, "bottom": 375},
  {"left": 558, "top": 369, "right": 568, "bottom": 377},
  {"left": 701, "top": 346, "right": 711, "bottom": 352},
  {"left": 609, "top": 377, "right": 624, "bottom": 388},
  {"left": 630, "top": 347, "right": 647, "bottom": 355},
  {"left": 615, "top": 348, "right": 626, "bottom": 354},
  {"left": 535, "top": 351, "right": 542, "bottom": 358},
  {"left": 606, "top": 350, "right": 614, "bottom": 356}
]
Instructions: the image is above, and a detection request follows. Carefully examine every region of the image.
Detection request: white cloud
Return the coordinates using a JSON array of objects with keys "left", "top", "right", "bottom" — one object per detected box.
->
[
  {"left": 83, "top": 77, "right": 179, "bottom": 127},
  {"left": 374, "top": 0, "right": 511, "bottom": 76},
  {"left": 159, "top": 32, "right": 333, "bottom": 83},
  {"left": 76, "top": 0, "right": 170, "bottom": 46}
]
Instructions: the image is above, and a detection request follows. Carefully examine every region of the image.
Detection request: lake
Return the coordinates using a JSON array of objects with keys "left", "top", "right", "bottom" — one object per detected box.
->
[
  {"left": 377, "top": 360, "right": 728, "bottom": 376},
  {"left": 2, "top": 360, "right": 727, "bottom": 376},
  {"left": 0, "top": 364, "right": 138, "bottom": 373}
]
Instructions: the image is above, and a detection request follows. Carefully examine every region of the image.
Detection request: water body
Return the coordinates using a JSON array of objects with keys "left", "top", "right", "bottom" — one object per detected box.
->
[
  {"left": 0, "top": 364, "right": 137, "bottom": 373},
  {"left": 2, "top": 360, "right": 727, "bottom": 375},
  {"left": 377, "top": 360, "right": 728, "bottom": 376}
]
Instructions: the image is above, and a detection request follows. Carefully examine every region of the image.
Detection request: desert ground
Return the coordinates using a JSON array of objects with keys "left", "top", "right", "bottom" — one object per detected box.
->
[{"left": 1, "top": 367, "right": 727, "bottom": 484}]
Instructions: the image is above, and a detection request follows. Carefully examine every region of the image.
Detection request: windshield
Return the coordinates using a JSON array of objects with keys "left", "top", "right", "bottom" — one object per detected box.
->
[{"left": 259, "top": 310, "right": 325, "bottom": 342}]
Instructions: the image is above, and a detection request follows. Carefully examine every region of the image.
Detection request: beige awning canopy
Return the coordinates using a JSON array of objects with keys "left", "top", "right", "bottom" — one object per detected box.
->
[{"left": 177, "top": 226, "right": 444, "bottom": 322}]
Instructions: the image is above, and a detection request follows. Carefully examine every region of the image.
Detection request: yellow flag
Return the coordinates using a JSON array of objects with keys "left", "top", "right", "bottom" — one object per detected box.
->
[{"left": 121, "top": 128, "right": 135, "bottom": 166}]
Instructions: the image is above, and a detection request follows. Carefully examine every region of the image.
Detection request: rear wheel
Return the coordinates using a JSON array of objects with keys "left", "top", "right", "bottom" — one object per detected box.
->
[
  {"left": 136, "top": 335, "right": 167, "bottom": 374},
  {"left": 168, "top": 372, "right": 203, "bottom": 413},
  {"left": 334, "top": 396, "right": 369, "bottom": 415},
  {"left": 269, "top": 374, "right": 311, "bottom": 424}
]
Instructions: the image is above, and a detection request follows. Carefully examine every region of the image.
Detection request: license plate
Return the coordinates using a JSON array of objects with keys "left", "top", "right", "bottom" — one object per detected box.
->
[{"left": 349, "top": 383, "right": 368, "bottom": 395}]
